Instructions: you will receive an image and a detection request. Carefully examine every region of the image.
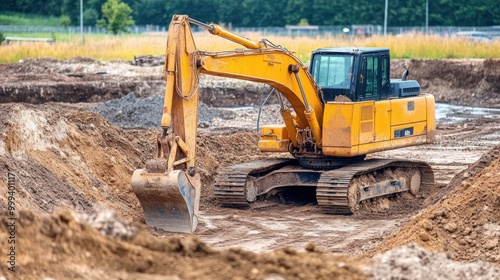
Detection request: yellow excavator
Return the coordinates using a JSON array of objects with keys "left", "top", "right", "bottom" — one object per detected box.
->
[{"left": 132, "top": 15, "right": 435, "bottom": 233}]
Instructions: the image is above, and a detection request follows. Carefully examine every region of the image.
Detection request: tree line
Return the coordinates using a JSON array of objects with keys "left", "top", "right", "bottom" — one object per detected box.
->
[{"left": 1, "top": 0, "right": 499, "bottom": 27}]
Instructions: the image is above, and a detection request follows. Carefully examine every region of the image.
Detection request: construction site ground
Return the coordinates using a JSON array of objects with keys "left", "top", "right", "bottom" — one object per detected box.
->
[{"left": 0, "top": 57, "right": 499, "bottom": 279}]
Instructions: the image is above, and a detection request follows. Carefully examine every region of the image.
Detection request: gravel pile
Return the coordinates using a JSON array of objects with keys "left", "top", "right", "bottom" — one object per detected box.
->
[
  {"left": 92, "top": 93, "right": 219, "bottom": 129},
  {"left": 74, "top": 210, "right": 136, "bottom": 241},
  {"left": 368, "top": 243, "right": 500, "bottom": 280},
  {"left": 92, "top": 92, "right": 284, "bottom": 130}
]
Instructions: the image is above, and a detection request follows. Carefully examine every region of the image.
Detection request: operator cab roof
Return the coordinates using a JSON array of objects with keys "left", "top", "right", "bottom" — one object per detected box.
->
[{"left": 312, "top": 47, "right": 389, "bottom": 55}]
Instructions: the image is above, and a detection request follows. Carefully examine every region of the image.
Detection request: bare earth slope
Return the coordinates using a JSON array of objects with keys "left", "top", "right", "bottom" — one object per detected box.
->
[
  {"left": 0, "top": 58, "right": 499, "bottom": 279},
  {"left": 1, "top": 57, "right": 499, "bottom": 108},
  {"left": 0, "top": 209, "right": 368, "bottom": 279},
  {"left": 370, "top": 146, "right": 500, "bottom": 265},
  {"left": 391, "top": 59, "right": 500, "bottom": 108}
]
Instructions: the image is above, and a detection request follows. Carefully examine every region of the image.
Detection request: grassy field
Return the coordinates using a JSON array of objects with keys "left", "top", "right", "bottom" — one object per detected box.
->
[
  {"left": 0, "top": 31, "right": 499, "bottom": 63},
  {"left": 0, "top": 12, "right": 62, "bottom": 26}
]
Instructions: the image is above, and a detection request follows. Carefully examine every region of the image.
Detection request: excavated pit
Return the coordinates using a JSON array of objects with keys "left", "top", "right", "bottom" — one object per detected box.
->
[
  {"left": 1, "top": 57, "right": 499, "bottom": 108},
  {"left": 0, "top": 57, "right": 499, "bottom": 279}
]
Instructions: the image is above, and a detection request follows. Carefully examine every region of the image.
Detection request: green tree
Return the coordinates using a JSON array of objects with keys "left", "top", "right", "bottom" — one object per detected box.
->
[
  {"left": 3, "top": 0, "right": 62, "bottom": 16},
  {"left": 83, "top": 8, "right": 99, "bottom": 25},
  {"left": 0, "top": 32, "right": 6, "bottom": 45},
  {"left": 213, "top": 0, "right": 243, "bottom": 27},
  {"left": 1, "top": 0, "right": 500, "bottom": 27},
  {"left": 284, "top": 0, "right": 313, "bottom": 25},
  {"left": 61, "top": 0, "right": 79, "bottom": 25},
  {"left": 132, "top": 0, "right": 168, "bottom": 25},
  {"left": 240, "top": 0, "right": 287, "bottom": 26},
  {"left": 310, "top": 0, "right": 344, "bottom": 25},
  {"left": 97, "top": 0, "right": 135, "bottom": 35},
  {"left": 60, "top": 14, "right": 71, "bottom": 28},
  {"left": 165, "top": 0, "right": 218, "bottom": 25},
  {"left": 88, "top": 0, "right": 107, "bottom": 22}
]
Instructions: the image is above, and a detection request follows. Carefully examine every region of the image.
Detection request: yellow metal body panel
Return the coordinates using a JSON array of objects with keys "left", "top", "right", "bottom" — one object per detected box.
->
[
  {"left": 425, "top": 94, "right": 436, "bottom": 142},
  {"left": 260, "top": 125, "right": 290, "bottom": 139},
  {"left": 322, "top": 94, "right": 435, "bottom": 157},
  {"left": 390, "top": 97, "right": 427, "bottom": 126},
  {"left": 373, "top": 101, "right": 391, "bottom": 141},
  {"left": 258, "top": 125, "right": 290, "bottom": 152}
]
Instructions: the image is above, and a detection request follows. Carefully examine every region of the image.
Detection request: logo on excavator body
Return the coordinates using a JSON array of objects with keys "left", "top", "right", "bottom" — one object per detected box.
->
[{"left": 394, "top": 127, "right": 414, "bottom": 138}]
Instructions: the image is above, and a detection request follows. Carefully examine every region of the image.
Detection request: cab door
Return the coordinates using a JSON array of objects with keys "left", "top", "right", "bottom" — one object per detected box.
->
[
  {"left": 357, "top": 55, "right": 380, "bottom": 101},
  {"left": 357, "top": 54, "right": 391, "bottom": 143}
]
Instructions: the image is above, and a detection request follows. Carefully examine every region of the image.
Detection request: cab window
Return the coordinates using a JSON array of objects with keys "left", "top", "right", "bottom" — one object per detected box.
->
[
  {"left": 381, "top": 55, "right": 389, "bottom": 86},
  {"left": 364, "top": 56, "right": 379, "bottom": 98},
  {"left": 312, "top": 54, "right": 354, "bottom": 89}
]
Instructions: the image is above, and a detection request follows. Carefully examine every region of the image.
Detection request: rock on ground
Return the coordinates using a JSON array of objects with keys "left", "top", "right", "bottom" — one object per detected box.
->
[{"left": 368, "top": 243, "right": 500, "bottom": 280}]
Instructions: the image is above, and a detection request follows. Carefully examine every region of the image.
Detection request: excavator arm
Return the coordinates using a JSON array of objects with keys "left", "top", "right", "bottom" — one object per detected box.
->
[{"left": 132, "top": 15, "right": 326, "bottom": 233}]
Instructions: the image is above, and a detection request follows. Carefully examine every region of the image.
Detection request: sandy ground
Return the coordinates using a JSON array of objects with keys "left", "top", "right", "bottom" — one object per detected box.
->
[{"left": 0, "top": 57, "right": 499, "bottom": 279}]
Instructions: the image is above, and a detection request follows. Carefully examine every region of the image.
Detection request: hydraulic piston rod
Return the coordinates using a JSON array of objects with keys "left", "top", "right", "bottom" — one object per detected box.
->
[
  {"left": 188, "top": 17, "right": 264, "bottom": 49},
  {"left": 289, "top": 64, "right": 322, "bottom": 146}
]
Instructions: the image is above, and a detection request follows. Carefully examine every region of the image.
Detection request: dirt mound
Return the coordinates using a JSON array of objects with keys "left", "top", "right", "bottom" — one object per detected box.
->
[
  {"left": 91, "top": 93, "right": 230, "bottom": 129},
  {"left": 0, "top": 57, "right": 266, "bottom": 106},
  {"left": 368, "top": 243, "right": 499, "bottom": 280},
  {"left": 0, "top": 103, "right": 274, "bottom": 220},
  {"left": 1, "top": 56, "right": 500, "bottom": 278},
  {"left": 2, "top": 208, "right": 497, "bottom": 280},
  {"left": 2, "top": 103, "right": 373, "bottom": 279},
  {"left": 0, "top": 58, "right": 166, "bottom": 104},
  {"left": 0, "top": 103, "right": 150, "bottom": 221},
  {"left": 91, "top": 91, "right": 284, "bottom": 131},
  {"left": 0, "top": 209, "right": 367, "bottom": 280},
  {"left": 3, "top": 57, "right": 499, "bottom": 107},
  {"left": 0, "top": 83, "right": 498, "bottom": 279},
  {"left": 91, "top": 93, "right": 168, "bottom": 129},
  {"left": 391, "top": 59, "right": 500, "bottom": 108},
  {"left": 370, "top": 145, "right": 500, "bottom": 264}
]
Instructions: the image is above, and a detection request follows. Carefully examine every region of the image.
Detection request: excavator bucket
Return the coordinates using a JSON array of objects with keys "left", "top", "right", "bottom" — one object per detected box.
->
[{"left": 131, "top": 169, "right": 201, "bottom": 233}]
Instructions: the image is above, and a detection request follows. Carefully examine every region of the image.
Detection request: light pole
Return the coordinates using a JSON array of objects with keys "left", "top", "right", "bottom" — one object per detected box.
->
[
  {"left": 80, "top": 0, "right": 83, "bottom": 44},
  {"left": 384, "top": 0, "right": 388, "bottom": 36},
  {"left": 425, "top": 0, "right": 429, "bottom": 34}
]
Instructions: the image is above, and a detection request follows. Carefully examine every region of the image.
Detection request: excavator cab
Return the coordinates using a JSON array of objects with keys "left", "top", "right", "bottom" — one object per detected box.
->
[{"left": 310, "top": 48, "right": 393, "bottom": 102}]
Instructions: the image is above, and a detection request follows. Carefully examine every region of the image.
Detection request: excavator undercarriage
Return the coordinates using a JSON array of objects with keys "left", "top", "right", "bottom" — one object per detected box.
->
[{"left": 214, "top": 158, "right": 433, "bottom": 214}]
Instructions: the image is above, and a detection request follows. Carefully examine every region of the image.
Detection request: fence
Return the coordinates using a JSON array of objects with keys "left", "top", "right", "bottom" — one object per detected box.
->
[
  {"left": 0, "top": 25, "right": 166, "bottom": 34},
  {"left": 1, "top": 24, "right": 499, "bottom": 38}
]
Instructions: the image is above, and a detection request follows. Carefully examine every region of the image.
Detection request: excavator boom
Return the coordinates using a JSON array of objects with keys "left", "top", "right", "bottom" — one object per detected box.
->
[{"left": 132, "top": 15, "right": 203, "bottom": 233}]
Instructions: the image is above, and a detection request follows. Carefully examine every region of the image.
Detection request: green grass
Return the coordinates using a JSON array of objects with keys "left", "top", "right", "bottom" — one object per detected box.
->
[
  {"left": 2, "top": 32, "right": 111, "bottom": 43},
  {"left": 0, "top": 12, "right": 63, "bottom": 26},
  {"left": 0, "top": 31, "right": 499, "bottom": 63}
]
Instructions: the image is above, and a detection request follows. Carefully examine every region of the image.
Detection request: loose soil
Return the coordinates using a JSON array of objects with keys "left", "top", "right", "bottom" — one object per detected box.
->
[
  {"left": 1, "top": 57, "right": 499, "bottom": 108},
  {"left": 0, "top": 209, "right": 368, "bottom": 279},
  {"left": 0, "top": 57, "right": 499, "bottom": 279},
  {"left": 369, "top": 146, "right": 500, "bottom": 265}
]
